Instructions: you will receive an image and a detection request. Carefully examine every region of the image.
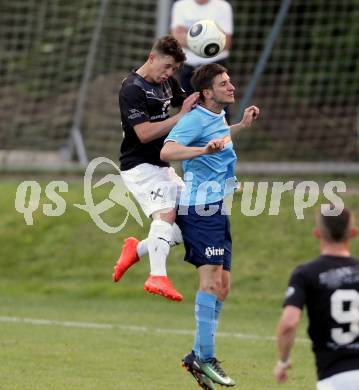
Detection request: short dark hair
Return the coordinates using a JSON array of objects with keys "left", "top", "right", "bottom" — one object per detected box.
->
[
  {"left": 152, "top": 35, "right": 186, "bottom": 63},
  {"left": 318, "top": 207, "right": 353, "bottom": 242},
  {"left": 190, "top": 63, "right": 228, "bottom": 97}
]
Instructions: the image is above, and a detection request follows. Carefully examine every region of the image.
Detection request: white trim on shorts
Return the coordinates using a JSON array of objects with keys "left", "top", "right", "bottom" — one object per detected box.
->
[
  {"left": 121, "top": 163, "right": 184, "bottom": 218},
  {"left": 317, "top": 370, "right": 359, "bottom": 390}
]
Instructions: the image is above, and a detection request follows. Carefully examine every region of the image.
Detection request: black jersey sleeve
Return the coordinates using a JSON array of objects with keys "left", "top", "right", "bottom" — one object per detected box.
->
[
  {"left": 283, "top": 265, "right": 307, "bottom": 309},
  {"left": 169, "top": 77, "right": 186, "bottom": 108},
  {"left": 120, "top": 84, "right": 149, "bottom": 127}
]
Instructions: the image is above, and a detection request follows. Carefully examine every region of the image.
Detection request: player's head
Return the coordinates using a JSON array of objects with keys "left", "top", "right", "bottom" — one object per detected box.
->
[
  {"left": 147, "top": 35, "right": 186, "bottom": 83},
  {"left": 315, "top": 206, "right": 357, "bottom": 243},
  {"left": 191, "top": 63, "right": 235, "bottom": 106}
]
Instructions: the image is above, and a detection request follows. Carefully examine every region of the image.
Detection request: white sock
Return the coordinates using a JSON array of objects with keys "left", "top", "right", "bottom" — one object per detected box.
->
[
  {"left": 136, "top": 223, "right": 183, "bottom": 258},
  {"left": 147, "top": 220, "right": 172, "bottom": 276},
  {"left": 136, "top": 240, "right": 148, "bottom": 257},
  {"left": 171, "top": 222, "right": 183, "bottom": 246}
]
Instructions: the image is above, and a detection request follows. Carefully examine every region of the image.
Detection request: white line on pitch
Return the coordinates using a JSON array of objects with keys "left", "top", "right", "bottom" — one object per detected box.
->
[{"left": 0, "top": 316, "right": 309, "bottom": 343}]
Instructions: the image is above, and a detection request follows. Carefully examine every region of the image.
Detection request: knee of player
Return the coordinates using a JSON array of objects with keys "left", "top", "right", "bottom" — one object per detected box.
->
[
  {"left": 201, "top": 279, "right": 222, "bottom": 295},
  {"left": 220, "top": 284, "right": 230, "bottom": 300}
]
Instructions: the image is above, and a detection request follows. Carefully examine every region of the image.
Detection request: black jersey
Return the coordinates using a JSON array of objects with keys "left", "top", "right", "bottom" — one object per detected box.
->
[
  {"left": 119, "top": 71, "right": 186, "bottom": 171},
  {"left": 284, "top": 255, "right": 359, "bottom": 380}
]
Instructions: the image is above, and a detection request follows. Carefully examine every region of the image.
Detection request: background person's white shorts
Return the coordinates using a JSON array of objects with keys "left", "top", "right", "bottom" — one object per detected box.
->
[
  {"left": 121, "top": 163, "right": 184, "bottom": 218},
  {"left": 317, "top": 370, "right": 359, "bottom": 390}
]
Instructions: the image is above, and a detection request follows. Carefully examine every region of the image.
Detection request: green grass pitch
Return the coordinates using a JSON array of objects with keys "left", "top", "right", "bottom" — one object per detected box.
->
[{"left": 1, "top": 176, "right": 359, "bottom": 389}]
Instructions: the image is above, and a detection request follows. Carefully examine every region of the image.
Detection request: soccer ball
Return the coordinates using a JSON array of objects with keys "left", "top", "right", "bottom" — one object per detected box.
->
[{"left": 187, "top": 20, "right": 226, "bottom": 58}]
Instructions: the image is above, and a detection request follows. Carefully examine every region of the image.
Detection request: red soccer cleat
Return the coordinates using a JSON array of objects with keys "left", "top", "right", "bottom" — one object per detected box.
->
[
  {"left": 112, "top": 237, "right": 140, "bottom": 282},
  {"left": 144, "top": 275, "right": 183, "bottom": 302}
]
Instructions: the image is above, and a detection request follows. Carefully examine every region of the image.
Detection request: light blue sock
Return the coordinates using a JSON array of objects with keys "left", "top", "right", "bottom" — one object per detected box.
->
[
  {"left": 214, "top": 299, "right": 224, "bottom": 334},
  {"left": 193, "top": 298, "right": 224, "bottom": 356},
  {"left": 193, "top": 291, "right": 217, "bottom": 362},
  {"left": 192, "top": 327, "right": 200, "bottom": 357}
]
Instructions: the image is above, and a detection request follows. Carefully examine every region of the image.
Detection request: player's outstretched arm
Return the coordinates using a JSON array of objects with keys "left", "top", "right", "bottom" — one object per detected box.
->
[
  {"left": 274, "top": 305, "right": 301, "bottom": 384},
  {"left": 229, "top": 105, "right": 260, "bottom": 136},
  {"left": 161, "top": 138, "right": 224, "bottom": 162},
  {"left": 133, "top": 93, "right": 199, "bottom": 144}
]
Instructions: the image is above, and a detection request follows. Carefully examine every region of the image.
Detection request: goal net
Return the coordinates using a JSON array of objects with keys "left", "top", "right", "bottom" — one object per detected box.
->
[
  {"left": 230, "top": 0, "right": 359, "bottom": 169},
  {"left": 0, "top": 0, "right": 358, "bottom": 171}
]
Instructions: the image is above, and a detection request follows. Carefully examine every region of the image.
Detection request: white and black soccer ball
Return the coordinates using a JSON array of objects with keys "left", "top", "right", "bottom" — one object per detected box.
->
[{"left": 187, "top": 20, "right": 226, "bottom": 58}]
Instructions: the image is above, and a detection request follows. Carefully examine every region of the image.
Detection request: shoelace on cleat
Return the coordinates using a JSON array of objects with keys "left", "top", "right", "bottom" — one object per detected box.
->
[{"left": 210, "top": 358, "right": 227, "bottom": 377}]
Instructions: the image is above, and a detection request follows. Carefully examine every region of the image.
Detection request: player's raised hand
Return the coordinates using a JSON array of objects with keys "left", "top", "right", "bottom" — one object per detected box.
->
[
  {"left": 274, "top": 360, "right": 292, "bottom": 384},
  {"left": 240, "top": 105, "right": 260, "bottom": 128},
  {"left": 180, "top": 92, "right": 200, "bottom": 114},
  {"left": 205, "top": 138, "right": 225, "bottom": 154}
]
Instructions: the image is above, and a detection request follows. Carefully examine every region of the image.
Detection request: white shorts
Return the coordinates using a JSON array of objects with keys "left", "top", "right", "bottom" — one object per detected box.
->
[
  {"left": 317, "top": 370, "right": 359, "bottom": 390},
  {"left": 121, "top": 163, "right": 184, "bottom": 218}
]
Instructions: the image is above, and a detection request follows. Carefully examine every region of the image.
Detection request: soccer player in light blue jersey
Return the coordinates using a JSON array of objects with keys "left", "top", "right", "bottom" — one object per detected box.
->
[{"left": 161, "top": 63, "right": 259, "bottom": 389}]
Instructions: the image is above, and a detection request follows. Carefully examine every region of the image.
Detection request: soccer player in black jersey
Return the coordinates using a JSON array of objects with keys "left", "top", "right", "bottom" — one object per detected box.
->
[
  {"left": 112, "top": 35, "right": 199, "bottom": 302},
  {"left": 274, "top": 207, "right": 359, "bottom": 389}
]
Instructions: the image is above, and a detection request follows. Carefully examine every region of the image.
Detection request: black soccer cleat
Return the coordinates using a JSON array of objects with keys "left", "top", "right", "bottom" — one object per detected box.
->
[{"left": 182, "top": 351, "right": 216, "bottom": 390}]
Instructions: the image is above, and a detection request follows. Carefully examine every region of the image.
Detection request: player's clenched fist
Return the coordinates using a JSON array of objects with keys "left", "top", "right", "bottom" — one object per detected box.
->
[
  {"left": 241, "top": 105, "right": 260, "bottom": 128},
  {"left": 205, "top": 138, "right": 225, "bottom": 153}
]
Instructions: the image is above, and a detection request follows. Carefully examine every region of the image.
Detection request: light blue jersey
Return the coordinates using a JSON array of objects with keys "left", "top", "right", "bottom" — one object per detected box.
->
[{"left": 165, "top": 105, "right": 237, "bottom": 206}]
